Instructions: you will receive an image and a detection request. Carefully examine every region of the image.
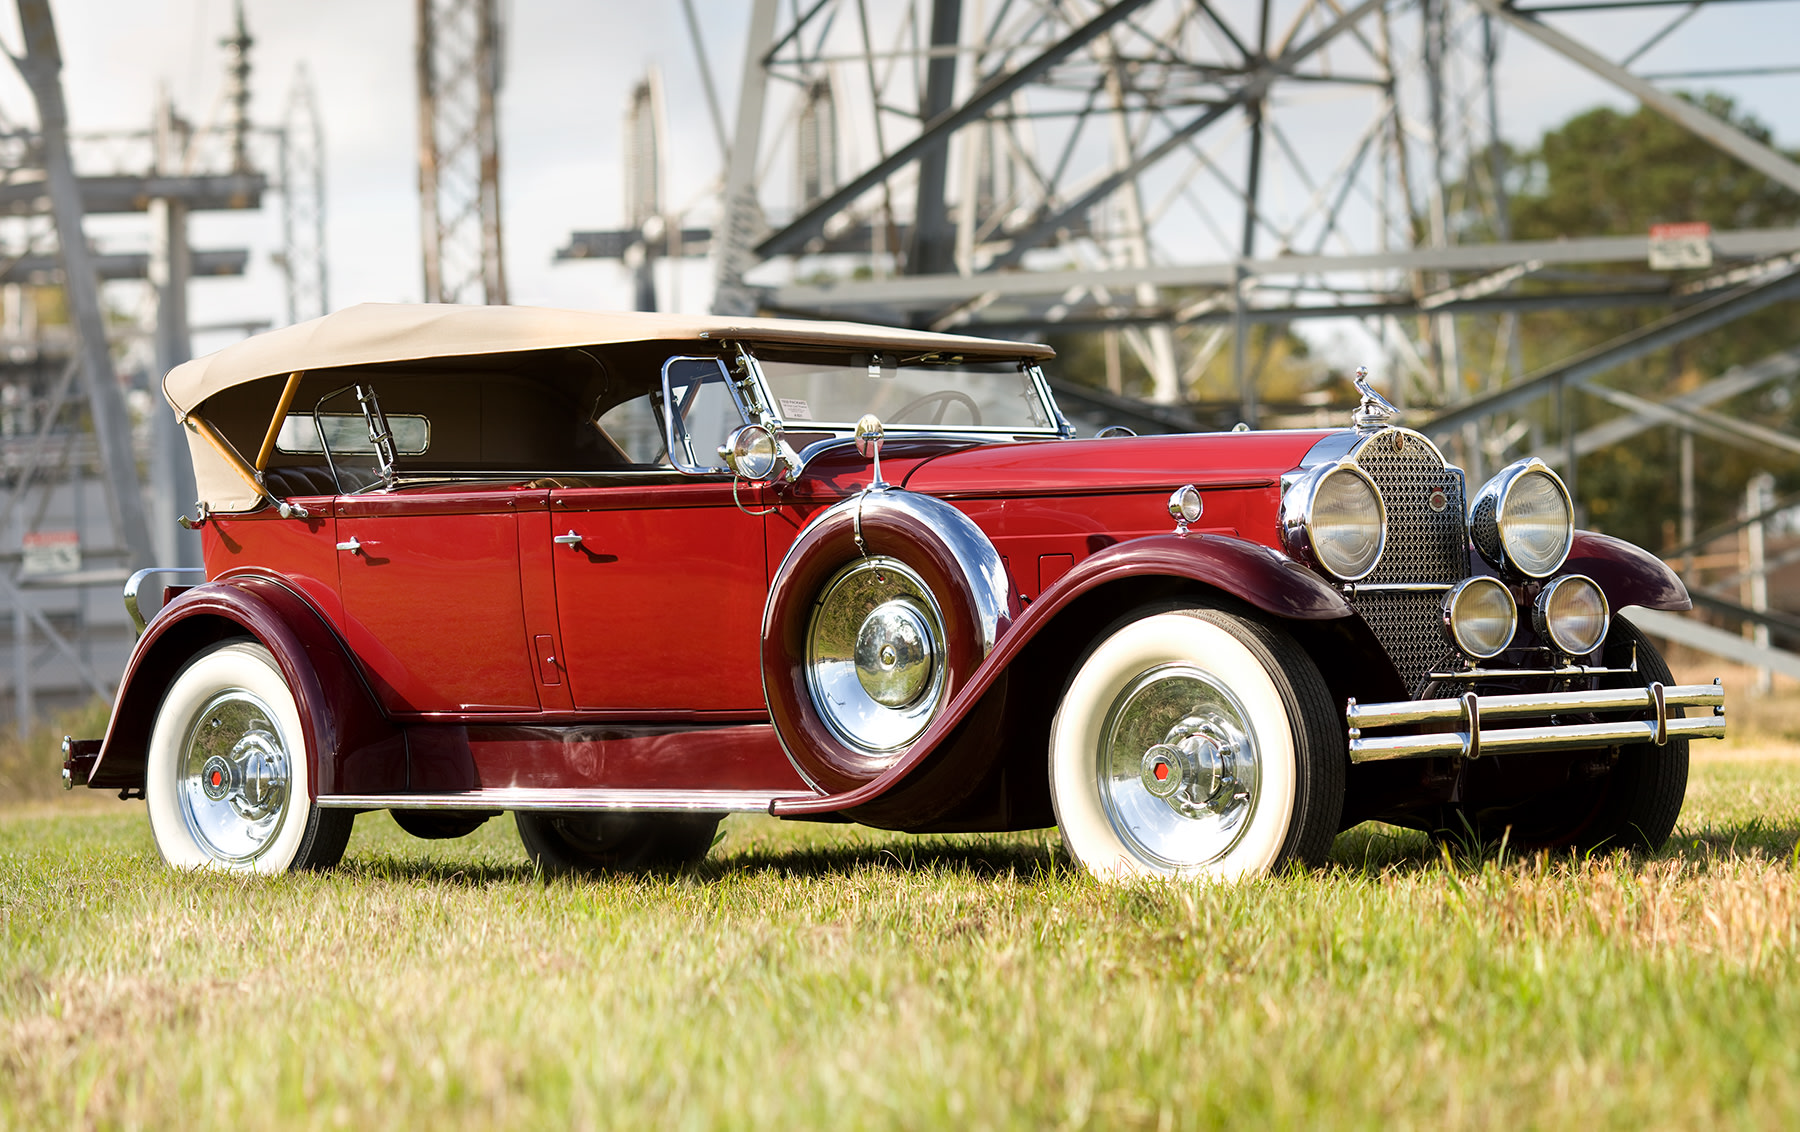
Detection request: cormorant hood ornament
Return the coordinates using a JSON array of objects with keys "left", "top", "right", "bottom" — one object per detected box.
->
[{"left": 1350, "top": 367, "right": 1400, "bottom": 432}]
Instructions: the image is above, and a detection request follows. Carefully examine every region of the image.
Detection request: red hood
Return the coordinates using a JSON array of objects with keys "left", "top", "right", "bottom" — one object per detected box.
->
[{"left": 900, "top": 430, "right": 1337, "bottom": 497}]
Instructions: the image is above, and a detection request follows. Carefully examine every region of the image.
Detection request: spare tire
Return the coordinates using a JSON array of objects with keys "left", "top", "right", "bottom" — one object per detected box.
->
[{"left": 763, "top": 489, "right": 1016, "bottom": 795}]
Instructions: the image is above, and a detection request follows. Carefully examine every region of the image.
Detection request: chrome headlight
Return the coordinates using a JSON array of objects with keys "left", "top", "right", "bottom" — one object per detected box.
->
[
  {"left": 1281, "top": 463, "right": 1386, "bottom": 582},
  {"left": 1441, "top": 576, "right": 1516, "bottom": 660},
  {"left": 1470, "top": 458, "right": 1573, "bottom": 579},
  {"left": 721, "top": 423, "right": 784, "bottom": 482},
  {"left": 1533, "top": 574, "right": 1609, "bottom": 656}
]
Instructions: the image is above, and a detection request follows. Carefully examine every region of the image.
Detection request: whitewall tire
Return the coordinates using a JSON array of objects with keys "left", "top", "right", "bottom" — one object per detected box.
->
[
  {"left": 145, "top": 640, "right": 352, "bottom": 873},
  {"left": 1050, "top": 606, "right": 1343, "bottom": 881}
]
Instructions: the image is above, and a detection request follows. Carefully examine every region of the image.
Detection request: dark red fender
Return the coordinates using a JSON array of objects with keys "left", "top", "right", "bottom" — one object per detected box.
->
[
  {"left": 770, "top": 531, "right": 1352, "bottom": 816},
  {"left": 85, "top": 573, "right": 403, "bottom": 796},
  {"left": 1565, "top": 530, "right": 1692, "bottom": 611}
]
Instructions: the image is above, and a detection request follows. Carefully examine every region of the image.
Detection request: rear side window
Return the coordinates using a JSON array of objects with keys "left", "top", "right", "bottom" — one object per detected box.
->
[{"left": 276, "top": 413, "right": 430, "bottom": 455}]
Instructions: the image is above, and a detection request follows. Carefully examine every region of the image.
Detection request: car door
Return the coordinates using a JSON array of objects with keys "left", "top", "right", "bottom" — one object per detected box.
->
[
  {"left": 546, "top": 355, "right": 769, "bottom": 713},
  {"left": 335, "top": 490, "right": 541, "bottom": 714},
  {"left": 548, "top": 479, "right": 768, "bottom": 713}
]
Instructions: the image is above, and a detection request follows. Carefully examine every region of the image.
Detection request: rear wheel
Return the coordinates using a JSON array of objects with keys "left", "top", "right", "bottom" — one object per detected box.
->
[
  {"left": 515, "top": 811, "right": 722, "bottom": 873},
  {"left": 1049, "top": 605, "right": 1344, "bottom": 880},
  {"left": 144, "top": 640, "right": 352, "bottom": 873}
]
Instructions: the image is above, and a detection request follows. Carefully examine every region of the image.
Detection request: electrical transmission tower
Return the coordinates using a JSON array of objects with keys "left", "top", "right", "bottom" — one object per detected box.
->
[
  {"left": 416, "top": 0, "right": 508, "bottom": 305},
  {"left": 711, "top": 0, "right": 1800, "bottom": 447},
  {"left": 277, "top": 65, "right": 329, "bottom": 324},
  {"left": 705, "top": 0, "right": 1800, "bottom": 677}
]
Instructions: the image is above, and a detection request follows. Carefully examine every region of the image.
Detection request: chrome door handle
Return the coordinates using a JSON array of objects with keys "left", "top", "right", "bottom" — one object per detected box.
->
[
  {"left": 553, "top": 531, "right": 584, "bottom": 548},
  {"left": 335, "top": 536, "right": 363, "bottom": 554}
]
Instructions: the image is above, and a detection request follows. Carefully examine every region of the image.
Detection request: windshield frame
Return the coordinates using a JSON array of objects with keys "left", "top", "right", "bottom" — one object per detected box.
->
[{"left": 733, "top": 342, "right": 1069, "bottom": 458}]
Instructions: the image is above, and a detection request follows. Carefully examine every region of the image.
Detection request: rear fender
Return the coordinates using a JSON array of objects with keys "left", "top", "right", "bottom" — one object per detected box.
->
[
  {"left": 1565, "top": 530, "right": 1691, "bottom": 611},
  {"left": 774, "top": 533, "right": 1355, "bottom": 820},
  {"left": 85, "top": 574, "right": 403, "bottom": 795}
]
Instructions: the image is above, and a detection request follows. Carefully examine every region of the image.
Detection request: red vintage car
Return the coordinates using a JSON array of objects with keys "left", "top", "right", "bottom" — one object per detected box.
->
[{"left": 62, "top": 303, "right": 1725, "bottom": 878}]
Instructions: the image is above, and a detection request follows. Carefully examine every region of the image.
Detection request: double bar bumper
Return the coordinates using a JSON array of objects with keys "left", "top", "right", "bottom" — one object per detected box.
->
[{"left": 1345, "top": 681, "right": 1726, "bottom": 763}]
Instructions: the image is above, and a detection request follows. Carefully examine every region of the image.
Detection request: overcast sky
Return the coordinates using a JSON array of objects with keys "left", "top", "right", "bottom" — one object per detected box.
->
[{"left": 0, "top": 0, "right": 1793, "bottom": 361}]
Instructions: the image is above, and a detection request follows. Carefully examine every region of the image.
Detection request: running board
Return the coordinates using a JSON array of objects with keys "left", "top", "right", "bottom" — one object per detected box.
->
[{"left": 316, "top": 788, "right": 817, "bottom": 814}]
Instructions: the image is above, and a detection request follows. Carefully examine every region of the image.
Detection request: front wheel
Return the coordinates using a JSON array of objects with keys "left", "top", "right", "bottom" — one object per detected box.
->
[
  {"left": 1050, "top": 606, "right": 1344, "bottom": 880},
  {"left": 144, "top": 640, "right": 352, "bottom": 873}
]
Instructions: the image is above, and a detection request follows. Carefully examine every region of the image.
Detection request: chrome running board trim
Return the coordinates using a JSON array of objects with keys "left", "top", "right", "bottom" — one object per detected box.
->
[{"left": 316, "top": 788, "right": 816, "bottom": 813}]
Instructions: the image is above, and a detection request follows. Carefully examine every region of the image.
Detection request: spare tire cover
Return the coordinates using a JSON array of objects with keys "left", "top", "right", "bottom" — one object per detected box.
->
[{"left": 762, "top": 490, "right": 1015, "bottom": 795}]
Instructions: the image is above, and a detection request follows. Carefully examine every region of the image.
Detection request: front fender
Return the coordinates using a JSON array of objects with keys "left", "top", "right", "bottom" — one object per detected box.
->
[
  {"left": 771, "top": 533, "right": 1350, "bottom": 817},
  {"left": 85, "top": 574, "right": 403, "bottom": 795},
  {"left": 1566, "top": 530, "right": 1691, "bottom": 611}
]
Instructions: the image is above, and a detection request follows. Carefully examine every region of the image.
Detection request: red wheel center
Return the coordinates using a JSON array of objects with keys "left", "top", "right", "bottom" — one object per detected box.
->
[
  {"left": 1153, "top": 763, "right": 1169, "bottom": 782},
  {"left": 210, "top": 770, "right": 223, "bottom": 787}
]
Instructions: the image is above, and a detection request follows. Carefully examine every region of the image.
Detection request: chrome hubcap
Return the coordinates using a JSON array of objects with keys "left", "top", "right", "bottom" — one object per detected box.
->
[
  {"left": 1100, "top": 664, "right": 1259, "bottom": 868},
  {"left": 178, "top": 691, "right": 293, "bottom": 862},
  {"left": 854, "top": 598, "right": 935, "bottom": 707},
  {"left": 806, "top": 557, "right": 949, "bottom": 754}
]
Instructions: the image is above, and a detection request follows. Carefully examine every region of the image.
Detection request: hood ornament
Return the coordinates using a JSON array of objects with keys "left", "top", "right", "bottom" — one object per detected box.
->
[{"left": 1349, "top": 366, "right": 1400, "bottom": 433}]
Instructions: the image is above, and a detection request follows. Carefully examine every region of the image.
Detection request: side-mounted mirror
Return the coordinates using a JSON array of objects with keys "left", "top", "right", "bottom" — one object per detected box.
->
[
  {"left": 854, "top": 413, "right": 889, "bottom": 491},
  {"left": 720, "top": 423, "right": 789, "bottom": 484}
]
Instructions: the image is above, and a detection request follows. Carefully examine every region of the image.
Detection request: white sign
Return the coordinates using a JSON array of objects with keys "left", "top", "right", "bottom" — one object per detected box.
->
[
  {"left": 1648, "top": 222, "right": 1713, "bottom": 270},
  {"left": 21, "top": 530, "right": 79, "bottom": 576}
]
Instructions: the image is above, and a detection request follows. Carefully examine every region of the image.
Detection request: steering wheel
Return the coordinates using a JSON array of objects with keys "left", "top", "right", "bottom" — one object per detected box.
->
[{"left": 891, "top": 389, "right": 982, "bottom": 425}]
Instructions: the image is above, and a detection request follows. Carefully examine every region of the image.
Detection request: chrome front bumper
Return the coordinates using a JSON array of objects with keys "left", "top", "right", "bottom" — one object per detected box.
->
[{"left": 1345, "top": 681, "right": 1726, "bottom": 763}]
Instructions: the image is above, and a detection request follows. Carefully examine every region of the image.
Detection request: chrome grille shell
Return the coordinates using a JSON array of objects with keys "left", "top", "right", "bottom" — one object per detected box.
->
[{"left": 1325, "top": 428, "right": 1470, "bottom": 693}]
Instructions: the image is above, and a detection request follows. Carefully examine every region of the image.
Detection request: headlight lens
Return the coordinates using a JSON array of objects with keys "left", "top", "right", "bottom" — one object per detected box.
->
[
  {"left": 1471, "top": 459, "right": 1573, "bottom": 578},
  {"left": 1442, "top": 576, "right": 1516, "bottom": 660},
  {"left": 721, "top": 424, "right": 780, "bottom": 481},
  {"left": 1533, "top": 574, "right": 1609, "bottom": 656},
  {"left": 1305, "top": 465, "right": 1386, "bottom": 581}
]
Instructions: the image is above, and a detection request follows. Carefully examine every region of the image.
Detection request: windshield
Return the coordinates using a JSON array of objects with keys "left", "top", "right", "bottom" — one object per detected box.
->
[{"left": 754, "top": 349, "right": 1056, "bottom": 433}]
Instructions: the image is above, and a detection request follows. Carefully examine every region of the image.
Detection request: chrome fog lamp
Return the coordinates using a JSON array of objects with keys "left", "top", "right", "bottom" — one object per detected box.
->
[
  {"left": 1470, "top": 458, "right": 1573, "bottom": 578},
  {"left": 1533, "top": 574, "right": 1609, "bottom": 657},
  {"left": 1168, "top": 485, "right": 1203, "bottom": 534},
  {"left": 1441, "top": 576, "right": 1517, "bottom": 660},
  {"left": 1281, "top": 463, "right": 1386, "bottom": 582},
  {"left": 721, "top": 424, "right": 782, "bottom": 482}
]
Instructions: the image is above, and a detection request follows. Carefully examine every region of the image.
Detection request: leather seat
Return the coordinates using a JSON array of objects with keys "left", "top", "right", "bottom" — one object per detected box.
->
[{"left": 262, "top": 464, "right": 382, "bottom": 497}]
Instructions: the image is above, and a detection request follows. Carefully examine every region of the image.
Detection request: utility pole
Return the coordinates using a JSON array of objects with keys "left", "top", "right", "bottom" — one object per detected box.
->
[{"left": 12, "top": 0, "right": 155, "bottom": 570}]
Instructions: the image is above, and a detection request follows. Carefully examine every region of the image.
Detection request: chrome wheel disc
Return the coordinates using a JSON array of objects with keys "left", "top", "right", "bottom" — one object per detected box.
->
[
  {"left": 177, "top": 690, "right": 293, "bottom": 863},
  {"left": 805, "top": 556, "right": 948, "bottom": 754},
  {"left": 1098, "top": 664, "right": 1261, "bottom": 869}
]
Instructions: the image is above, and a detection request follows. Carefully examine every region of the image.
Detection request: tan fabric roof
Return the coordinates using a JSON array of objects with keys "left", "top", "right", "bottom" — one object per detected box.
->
[{"left": 164, "top": 302, "right": 1054, "bottom": 415}]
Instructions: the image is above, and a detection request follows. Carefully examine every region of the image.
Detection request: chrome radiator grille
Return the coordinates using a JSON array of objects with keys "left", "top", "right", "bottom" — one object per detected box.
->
[{"left": 1349, "top": 429, "right": 1468, "bottom": 692}]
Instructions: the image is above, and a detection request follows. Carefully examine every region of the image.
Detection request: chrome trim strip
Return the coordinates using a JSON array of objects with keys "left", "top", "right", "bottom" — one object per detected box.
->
[
  {"left": 1351, "top": 582, "right": 1456, "bottom": 594},
  {"left": 1425, "top": 663, "right": 1637, "bottom": 680},
  {"left": 316, "top": 788, "right": 814, "bottom": 813},
  {"left": 1344, "top": 681, "right": 1727, "bottom": 762}
]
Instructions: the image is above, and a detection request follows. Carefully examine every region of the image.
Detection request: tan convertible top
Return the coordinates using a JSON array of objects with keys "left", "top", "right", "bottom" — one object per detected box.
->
[
  {"left": 168, "top": 303, "right": 1053, "bottom": 514},
  {"left": 164, "top": 302, "right": 1053, "bottom": 416}
]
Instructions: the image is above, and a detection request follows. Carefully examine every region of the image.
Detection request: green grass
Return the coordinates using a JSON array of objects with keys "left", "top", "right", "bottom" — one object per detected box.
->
[{"left": 4, "top": 754, "right": 1800, "bottom": 1130}]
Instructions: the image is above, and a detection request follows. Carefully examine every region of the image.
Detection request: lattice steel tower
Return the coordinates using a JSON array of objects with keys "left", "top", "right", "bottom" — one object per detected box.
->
[{"left": 416, "top": 0, "right": 507, "bottom": 304}]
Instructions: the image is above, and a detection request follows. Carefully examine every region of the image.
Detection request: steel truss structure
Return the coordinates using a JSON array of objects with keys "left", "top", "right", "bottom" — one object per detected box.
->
[
  {"left": 689, "top": 0, "right": 1800, "bottom": 679},
  {"left": 704, "top": 0, "right": 1798, "bottom": 445},
  {"left": 416, "top": 0, "right": 508, "bottom": 305},
  {"left": 0, "top": 0, "right": 310, "bottom": 730}
]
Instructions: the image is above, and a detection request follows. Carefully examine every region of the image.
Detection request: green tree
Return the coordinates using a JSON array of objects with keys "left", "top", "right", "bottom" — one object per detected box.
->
[{"left": 1486, "top": 95, "right": 1800, "bottom": 548}]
